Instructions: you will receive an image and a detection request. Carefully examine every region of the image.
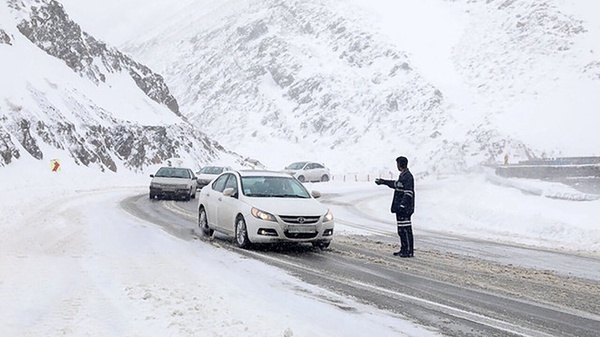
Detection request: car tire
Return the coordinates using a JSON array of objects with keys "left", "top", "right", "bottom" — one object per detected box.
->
[
  {"left": 198, "top": 207, "right": 214, "bottom": 237},
  {"left": 297, "top": 175, "right": 305, "bottom": 183},
  {"left": 149, "top": 192, "right": 155, "bottom": 200},
  {"left": 190, "top": 188, "right": 196, "bottom": 199},
  {"left": 235, "top": 216, "right": 251, "bottom": 249},
  {"left": 321, "top": 175, "right": 330, "bottom": 182}
]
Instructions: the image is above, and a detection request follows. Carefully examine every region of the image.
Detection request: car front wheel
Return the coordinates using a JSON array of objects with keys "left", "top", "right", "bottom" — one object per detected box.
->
[
  {"left": 321, "top": 174, "right": 330, "bottom": 182},
  {"left": 198, "top": 208, "right": 213, "bottom": 237},
  {"left": 235, "top": 216, "right": 251, "bottom": 249},
  {"left": 297, "top": 175, "right": 305, "bottom": 183}
]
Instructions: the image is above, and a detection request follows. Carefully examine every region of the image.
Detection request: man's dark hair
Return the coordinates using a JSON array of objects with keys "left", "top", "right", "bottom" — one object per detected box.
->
[{"left": 396, "top": 156, "right": 408, "bottom": 169}]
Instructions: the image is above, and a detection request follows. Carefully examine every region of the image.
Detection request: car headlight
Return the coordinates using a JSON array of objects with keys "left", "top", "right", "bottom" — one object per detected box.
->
[
  {"left": 324, "top": 209, "right": 334, "bottom": 222},
  {"left": 251, "top": 208, "right": 277, "bottom": 222}
]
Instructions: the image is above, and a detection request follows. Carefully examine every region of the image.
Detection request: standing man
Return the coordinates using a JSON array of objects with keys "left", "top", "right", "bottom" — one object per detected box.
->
[{"left": 375, "top": 156, "right": 415, "bottom": 257}]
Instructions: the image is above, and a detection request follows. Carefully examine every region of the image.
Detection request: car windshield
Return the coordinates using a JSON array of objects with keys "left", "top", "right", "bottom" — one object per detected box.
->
[
  {"left": 241, "top": 176, "right": 311, "bottom": 198},
  {"left": 200, "top": 166, "right": 225, "bottom": 175},
  {"left": 285, "top": 162, "right": 307, "bottom": 170},
  {"left": 155, "top": 167, "right": 190, "bottom": 179}
]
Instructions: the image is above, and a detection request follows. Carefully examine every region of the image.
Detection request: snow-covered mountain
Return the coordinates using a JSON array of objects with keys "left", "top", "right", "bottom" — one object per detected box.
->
[
  {"left": 0, "top": 0, "right": 248, "bottom": 173},
  {"left": 92, "top": 0, "right": 596, "bottom": 175},
  {"left": 3, "top": 0, "right": 599, "bottom": 176},
  {"left": 117, "top": 0, "right": 537, "bottom": 175}
]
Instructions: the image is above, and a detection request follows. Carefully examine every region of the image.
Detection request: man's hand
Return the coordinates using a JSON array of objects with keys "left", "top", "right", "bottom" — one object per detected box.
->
[{"left": 375, "top": 178, "right": 383, "bottom": 185}]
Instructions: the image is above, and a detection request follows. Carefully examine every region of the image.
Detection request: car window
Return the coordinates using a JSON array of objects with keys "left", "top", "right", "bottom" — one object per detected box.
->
[
  {"left": 241, "top": 176, "right": 310, "bottom": 198},
  {"left": 155, "top": 167, "right": 172, "bottom": 177},
  {"left": 201, "top": 166, "right": 226, "bottom": 175},
  {"left": 172, "top": 168, "right": 190, "bottom": 178},
  {"left": 313, "top": 163, "right": 324, "bottom": 169},
  {"left": 155, "top": 167, "right": 190, "bottom": 178},
  {"left": 212, "top": 174, "right": 228, "bottom": 192},
  {"left": 224, "top": 174, "right": 238, "bottom": 190},
  {"left": 286, "top": 162, "right": 307, "bottom": 170}
]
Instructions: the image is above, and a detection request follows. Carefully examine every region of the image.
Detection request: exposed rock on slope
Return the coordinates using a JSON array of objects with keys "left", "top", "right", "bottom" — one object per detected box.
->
[
  {"left": 11, "top": 0, "right": 180, "bottom": 115},
  {"left": 0, "top": 0, "right": 246, "bottom": 171}
]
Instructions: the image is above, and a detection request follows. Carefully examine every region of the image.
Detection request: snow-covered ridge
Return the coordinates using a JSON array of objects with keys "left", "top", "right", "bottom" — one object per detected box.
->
[
  {"left": 10, "top": 0, "right": 179, "bottom": 114},
  {"left": 0, "top": 0, "right": 247, "bottom": 172},
  {"left": 123, "top": 0, "right": 543, "bottom": 174}
]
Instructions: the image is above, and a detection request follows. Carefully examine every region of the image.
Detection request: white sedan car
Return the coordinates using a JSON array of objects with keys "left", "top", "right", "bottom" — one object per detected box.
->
[
  {"left": 195, "top": 165, "right": 232, "bottom": 188},
  {"left": 284, "top": 161, "right": 331, "bottom": 182},
  {"left": 149, "top": 166, "right": 197, "bottom": 201},
  {"left": 197, "top": 170, "right": 334, "bottom": 249}
]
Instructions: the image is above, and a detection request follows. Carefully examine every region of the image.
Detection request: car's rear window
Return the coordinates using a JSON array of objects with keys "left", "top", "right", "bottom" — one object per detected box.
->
[
  {"left": 201, "top": 166, "right": 225, "bottom": 174},
  {"left": 285, "top": 162, "right": 307, "bottom": 170}
]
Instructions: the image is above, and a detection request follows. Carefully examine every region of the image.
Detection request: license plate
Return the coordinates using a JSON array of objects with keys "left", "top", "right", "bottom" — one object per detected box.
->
[{"left": 287, "top": 225, "right": 316, "bottom": 233}]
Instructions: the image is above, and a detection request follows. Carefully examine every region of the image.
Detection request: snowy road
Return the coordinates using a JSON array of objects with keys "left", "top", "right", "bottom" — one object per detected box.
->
[{"left": 122, "top": 187, "right": 600, "bottom": 337}]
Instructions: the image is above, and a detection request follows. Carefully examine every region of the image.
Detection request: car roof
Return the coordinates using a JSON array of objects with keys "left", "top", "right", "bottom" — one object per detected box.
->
[
  {"left": 158, "top": 166, "right": 190, "bottom": 170},
  {"left": 236, "top": 170, "right": 293, "bottom": 178}
]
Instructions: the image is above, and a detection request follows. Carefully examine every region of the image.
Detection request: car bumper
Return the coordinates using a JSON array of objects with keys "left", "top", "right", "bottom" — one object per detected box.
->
[
  {"left": 245, "top": 217, "right": 334, "bottom": 244},
  {"left": 150, "top": 186, "right": 189, "bottom": 197}
]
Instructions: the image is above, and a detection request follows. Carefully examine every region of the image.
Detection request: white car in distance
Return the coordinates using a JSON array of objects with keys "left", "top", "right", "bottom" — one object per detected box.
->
[
  {"left": 197, "top": 170, "right": 334, "bottom": 249},
  {"left": 284, "top": 161, "right": 331, "bottom": 182},
  {"left": 149, "top": 166, "right": 197, "bottom": 201},
  {"left": 195, "top": 165, "right": 232, "bottom": 188}
]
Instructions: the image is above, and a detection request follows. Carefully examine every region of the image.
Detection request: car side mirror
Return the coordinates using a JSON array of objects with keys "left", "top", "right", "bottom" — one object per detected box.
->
[
  {"left": 150, "top": 174, "right": 154, "bottom": 178},
  {"left": 311, "top": 190, "right": 321, "bottom": 199},
  {"left": 223, "top": 187, "right": 237, "bottom": 198}
]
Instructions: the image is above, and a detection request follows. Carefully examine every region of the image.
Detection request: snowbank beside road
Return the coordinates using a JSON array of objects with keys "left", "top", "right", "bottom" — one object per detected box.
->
[{"left": 347, "top": 173, "right": 600, "bottom": 255}]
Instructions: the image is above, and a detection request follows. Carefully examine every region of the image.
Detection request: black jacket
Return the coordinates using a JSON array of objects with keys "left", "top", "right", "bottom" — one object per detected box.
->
[{"left": 380, "top": 169, "right": 414, "bottom": 216}]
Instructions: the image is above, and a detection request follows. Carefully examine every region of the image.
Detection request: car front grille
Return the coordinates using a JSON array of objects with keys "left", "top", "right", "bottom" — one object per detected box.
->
[{"left": 279, "top": 215, "right": 320, "bottom": 224}]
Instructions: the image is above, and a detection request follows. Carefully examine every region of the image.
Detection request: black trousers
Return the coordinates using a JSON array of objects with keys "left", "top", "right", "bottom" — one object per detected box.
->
[{"left": 395, "top": 213, "right": 414, "bottom": 256}]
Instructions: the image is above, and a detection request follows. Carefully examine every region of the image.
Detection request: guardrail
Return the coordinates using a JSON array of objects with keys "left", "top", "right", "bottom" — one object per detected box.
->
[
  {"left": 495, "top": 157, "right": 600, "bottom": 179},
  {"left": 331, "top": 171, "right": 396, "bottom": 182}
]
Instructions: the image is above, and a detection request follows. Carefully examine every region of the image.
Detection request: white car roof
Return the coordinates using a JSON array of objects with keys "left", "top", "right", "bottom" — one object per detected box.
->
[{"left": 236, "top": 170, "right": 292, "bottom": 178}]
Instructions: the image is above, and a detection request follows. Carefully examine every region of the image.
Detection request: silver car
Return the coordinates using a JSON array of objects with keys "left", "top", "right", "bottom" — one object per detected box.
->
[
  {"left": 284, "top": 161, "right": 331, "bottom": 182},
  {"left": 197, "top": 170, "right": 334, "bottom": 249},
  {"left": 195, "top": 165, "right": 232, "bottom": 188},
  {"left": 149, "top": 167, "right": 197, "bottom": 201}
]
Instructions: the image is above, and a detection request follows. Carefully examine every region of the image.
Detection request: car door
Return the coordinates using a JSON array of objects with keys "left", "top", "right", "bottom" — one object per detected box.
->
[
  {"left": 216, "top": 174, "right": 240, "bottom": 234},
  {"left": 206, "top": 174, "right": 228, "bottom": 228},
  {"left": 312, "top": 163, "right": 326, "bottom": 181},
  {"left": 305, "top": 163, "right": 318, "bottom": 181},
  {"left": 188, "top": 169, "right": 197, "bottom": 190}
]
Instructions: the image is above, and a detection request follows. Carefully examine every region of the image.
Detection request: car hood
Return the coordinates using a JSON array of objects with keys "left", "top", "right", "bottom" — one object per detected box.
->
[
  {"left": 198, "top": 174, "right": 218, "bottom": 180},
  {"left": 152, "top": 177, "right": 190, "bottom": 184},
  {"left": 245, "top": 197, "right": 327, "bottom": 216}
]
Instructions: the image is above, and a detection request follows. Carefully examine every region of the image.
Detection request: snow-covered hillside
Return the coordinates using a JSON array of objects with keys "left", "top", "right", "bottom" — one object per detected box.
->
[
  {"left": 59, "top": 0, "right": 600, "bottom": 176},
  {"left": 0, "top": 0, "right": 246, "bottom": 173},
  {"left": 3, "top": 0, "right": 600, "bottom": 175}
]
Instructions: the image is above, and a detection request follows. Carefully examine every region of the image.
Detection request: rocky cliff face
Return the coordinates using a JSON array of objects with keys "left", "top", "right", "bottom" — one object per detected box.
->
[
  {"left": 0, "top": 0, "right": 247, "bottom": 172},
  {"left": 10, "top": 0, "right": 180, "bottom": 115},
  {"left": 0, "top": 29, "right": 12, "bottom": 45}
]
